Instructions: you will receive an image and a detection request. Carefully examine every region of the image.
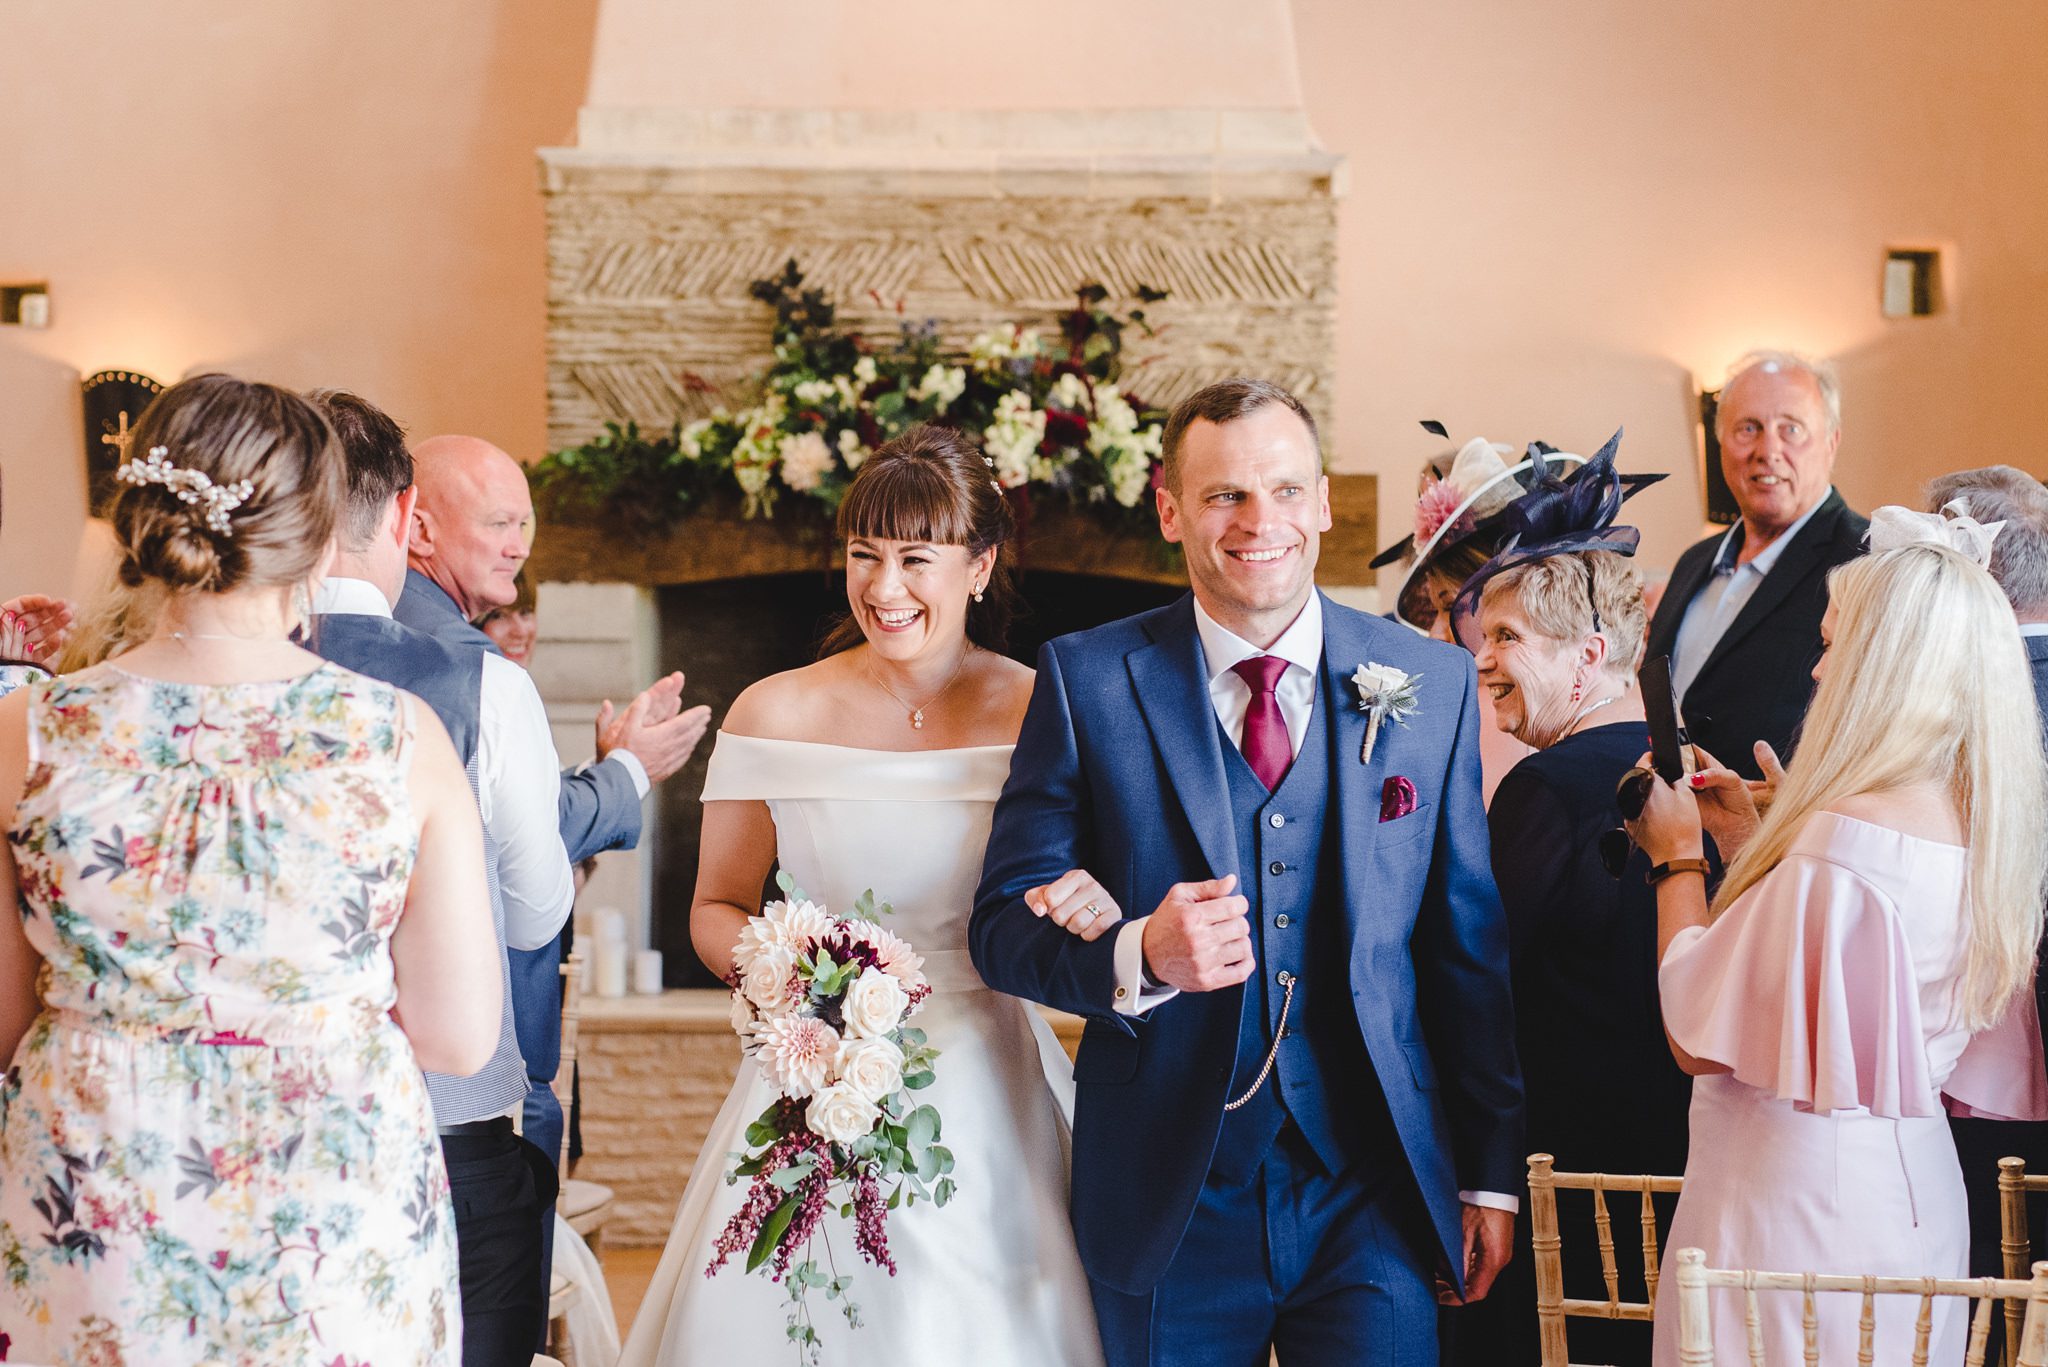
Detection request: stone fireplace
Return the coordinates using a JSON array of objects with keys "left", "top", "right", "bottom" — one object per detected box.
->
[{"left": 523, "top": 0, "right": 1372, "bottom": 1241}]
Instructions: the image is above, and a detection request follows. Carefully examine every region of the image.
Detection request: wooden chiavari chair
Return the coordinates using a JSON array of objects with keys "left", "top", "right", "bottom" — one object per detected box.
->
[
  {"left": 1528, "top": 1153, "right": 1684, "bottom": 1367},
  {"left": 554, "top": 952, "right": 616, "bottom": 1257},
  {"left": 1997, "top": 1156, "right": 2048, "bottom": 1366},
  {"left": 1672, "top": 1248, "right": 2048, "bottom": 1366}
]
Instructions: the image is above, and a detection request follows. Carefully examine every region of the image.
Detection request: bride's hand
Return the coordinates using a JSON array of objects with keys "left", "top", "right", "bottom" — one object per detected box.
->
[{"left": 1025, "top": 870, "right": 1123, "bottom": 942}]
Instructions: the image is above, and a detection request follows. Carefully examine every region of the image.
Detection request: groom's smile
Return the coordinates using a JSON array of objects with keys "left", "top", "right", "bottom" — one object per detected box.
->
[{"left": 1158, "top": 403, "right": 1331, "bottom": 650}]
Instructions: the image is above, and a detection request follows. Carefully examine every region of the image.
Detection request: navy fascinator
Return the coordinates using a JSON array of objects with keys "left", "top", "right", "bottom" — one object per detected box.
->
[{"left": 1446, "top": 428, "right": 1667, "bottom": 651}]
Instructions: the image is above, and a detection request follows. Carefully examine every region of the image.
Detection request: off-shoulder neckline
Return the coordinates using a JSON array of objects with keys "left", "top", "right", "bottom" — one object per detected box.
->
[
  {"left": 715, "top": 730, "right": 1015, "bottom": 758},
  {"left": 1807, "top": 808, "right": 1966, "bottom": 853}
]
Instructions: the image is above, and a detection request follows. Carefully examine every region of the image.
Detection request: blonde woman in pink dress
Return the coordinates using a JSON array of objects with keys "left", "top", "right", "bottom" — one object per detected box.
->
[{"left": 1627, "top": 515, "right": 2048, "bottom": 1366}]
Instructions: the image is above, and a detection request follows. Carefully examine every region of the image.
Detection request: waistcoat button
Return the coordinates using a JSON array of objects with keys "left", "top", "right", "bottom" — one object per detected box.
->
[
  {"left": 1274, "top": 914, "right": 1291, "bottom": 929},
  {"left": 1269, "top": 860, "right": 1285, "bottom": 876},
  {"left": 1269, "top": 812, "right": 1285, "bottom": 828}
]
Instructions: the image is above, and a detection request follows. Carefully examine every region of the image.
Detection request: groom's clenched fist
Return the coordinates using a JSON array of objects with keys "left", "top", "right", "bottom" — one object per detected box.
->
[{"left": 1141, "top": 876, "right": 1253, "bottom": 992}]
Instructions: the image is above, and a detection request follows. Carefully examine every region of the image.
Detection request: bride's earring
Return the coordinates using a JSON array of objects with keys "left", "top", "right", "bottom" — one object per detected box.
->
[{"left": 972, "top": 583, "right": 985, "bottom": 604}]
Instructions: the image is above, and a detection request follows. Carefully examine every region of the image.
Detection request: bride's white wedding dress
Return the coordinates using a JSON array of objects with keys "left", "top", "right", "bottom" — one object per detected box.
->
[{"left": 618, "top": 732, "right": 1105, "bottom": 1367}]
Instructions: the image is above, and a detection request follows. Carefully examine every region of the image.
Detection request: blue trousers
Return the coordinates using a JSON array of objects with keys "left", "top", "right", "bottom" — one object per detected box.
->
[{"left": 1089, "top": 1127, "right": 1438, "bottom": 1367}]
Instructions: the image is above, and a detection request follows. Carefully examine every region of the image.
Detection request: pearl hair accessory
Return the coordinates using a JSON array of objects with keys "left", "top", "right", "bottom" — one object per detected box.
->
[{"left": 116, "top": 446, "right": 255, "bottom": 536}]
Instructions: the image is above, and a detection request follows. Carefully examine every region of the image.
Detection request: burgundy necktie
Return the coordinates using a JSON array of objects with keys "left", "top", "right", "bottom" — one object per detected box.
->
[{"left": 1231, "top": 655, "right": 1293, "bottom": 791}]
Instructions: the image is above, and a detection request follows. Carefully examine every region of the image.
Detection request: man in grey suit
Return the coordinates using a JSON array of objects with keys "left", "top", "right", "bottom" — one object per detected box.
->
[{"left": 1933, "top": 468, "right": 2048, "bottom": 1313}]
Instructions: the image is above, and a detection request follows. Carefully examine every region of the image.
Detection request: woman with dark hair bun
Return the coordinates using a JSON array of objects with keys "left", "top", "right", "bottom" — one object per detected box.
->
[
  {"left": 0, "top": 373, "right": 497, "bottom": 1366},
  {"left": 620, "top": 425, "right": 1106, "bottom": 1367}
]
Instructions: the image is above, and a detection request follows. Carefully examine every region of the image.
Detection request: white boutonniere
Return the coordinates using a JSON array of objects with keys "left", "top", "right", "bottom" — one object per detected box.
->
[{"left": 1352, "top": 662, "right": 1422, "bottom": 763}]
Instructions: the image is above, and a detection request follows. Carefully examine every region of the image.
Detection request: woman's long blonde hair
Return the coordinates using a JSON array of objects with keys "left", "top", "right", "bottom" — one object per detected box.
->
[{"left": 1711, "top": 542, "right": 2048, "bottom": 1030}]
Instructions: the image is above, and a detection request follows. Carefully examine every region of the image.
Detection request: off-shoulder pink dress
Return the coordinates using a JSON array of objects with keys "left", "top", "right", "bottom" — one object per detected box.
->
[{"left": 1650, "top": 812, "right": 2048, "bottom": 1366}]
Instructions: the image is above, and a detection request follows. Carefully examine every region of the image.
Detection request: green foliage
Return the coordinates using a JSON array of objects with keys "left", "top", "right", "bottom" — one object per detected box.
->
[{"left": 528, "top": 260, "right": 1173, "bottom": 534}]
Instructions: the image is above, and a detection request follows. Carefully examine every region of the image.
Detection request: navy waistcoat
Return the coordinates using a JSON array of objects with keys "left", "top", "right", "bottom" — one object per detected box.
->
[{"left": 1207, "top": 673, "right": 1400, "bottom": 1185}]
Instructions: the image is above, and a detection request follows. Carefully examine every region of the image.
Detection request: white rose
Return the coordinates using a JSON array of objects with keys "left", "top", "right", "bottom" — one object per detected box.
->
[
  {"left": 727, "top": 988, "right": 757, "bottom": 1039},
  {"left": 806, "top": 1081, "right": 882, "bottom": 1145},
  {"left": 834, "top": 1036, "right": 905, "bottom": 1104},
  {"left": 841, "top": 967, "right": 909, "bottom": 1039},
  {"left": 757, "top": 1015, "right": 839, "bottom": 1099},
  {"left": 1352, "top": 661, "right": 1409, "bottom": 697},
  {"left": 741, "top": 941, "right": 798, "bottom": 1014}
]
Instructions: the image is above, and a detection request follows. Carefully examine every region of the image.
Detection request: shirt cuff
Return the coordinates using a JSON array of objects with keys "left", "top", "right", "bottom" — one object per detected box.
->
[
  {"left": 1111, "top": 918, "right": 1178, "bottom": 1017},
  {"left": 603, "top": 749, "right": 651, "bottom": 798},
  {"left": 1459, "top": 1189, "right": 1520, "bottom": 1214}
]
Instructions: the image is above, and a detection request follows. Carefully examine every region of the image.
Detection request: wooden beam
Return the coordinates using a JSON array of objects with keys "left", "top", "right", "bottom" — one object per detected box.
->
[{"left": 529, "top": 474, "right": 1378, "bottom": 589}]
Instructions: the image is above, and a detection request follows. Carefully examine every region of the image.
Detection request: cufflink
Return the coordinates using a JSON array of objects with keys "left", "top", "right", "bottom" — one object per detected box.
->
[{"left": 1115, "top": 985, "right": 1129, "bottom": 1000}]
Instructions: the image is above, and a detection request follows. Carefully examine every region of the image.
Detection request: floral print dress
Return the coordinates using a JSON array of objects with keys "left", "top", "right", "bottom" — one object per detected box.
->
[{"left": 0, "top": 662, "right": 460, "bottom": 1367}]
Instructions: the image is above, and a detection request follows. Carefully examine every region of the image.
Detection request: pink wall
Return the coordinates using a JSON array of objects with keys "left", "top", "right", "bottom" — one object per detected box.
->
[
  {"left": 2, "top": 0, "right": 2044, "bottom": 599},
  {"left": 1297, "top": 0, "right": 2048, "bottom": 571},
  {"left": 587, "top": 0, "right": 1303, "bottom": 112}
]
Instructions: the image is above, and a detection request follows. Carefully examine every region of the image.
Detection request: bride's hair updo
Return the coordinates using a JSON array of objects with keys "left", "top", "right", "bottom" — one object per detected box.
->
[
  {"left": 820, "top": 424, "right": 1017, "bottom": 656},
  {"left": 110, "top": 373, "right": 344, "bottom": 594}
]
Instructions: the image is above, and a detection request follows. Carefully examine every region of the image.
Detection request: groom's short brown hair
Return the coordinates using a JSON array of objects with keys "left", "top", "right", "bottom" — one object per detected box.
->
[{"left": 1160, "top": 378, "right": 1321, "bottom": 494}]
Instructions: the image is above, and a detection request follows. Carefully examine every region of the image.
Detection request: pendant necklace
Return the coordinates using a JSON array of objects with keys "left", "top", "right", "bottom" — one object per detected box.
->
[
  {"left": 1565, "top": 693, "right": 1619, "bottom": 733},
  {"left": 868, "top": 648, "right": 971, "bottom": 731}
]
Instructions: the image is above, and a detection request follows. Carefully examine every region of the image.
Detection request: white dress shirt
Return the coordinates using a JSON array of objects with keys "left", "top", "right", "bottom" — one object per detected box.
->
[
  {"left": 314, "top": 576, "right": 574, "bottom": 951},
  {"left": 1670, "top": 490, "right": 1832, "bottom": 704}
]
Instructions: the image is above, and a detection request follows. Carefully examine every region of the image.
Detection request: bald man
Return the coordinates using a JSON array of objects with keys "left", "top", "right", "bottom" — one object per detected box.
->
[{"left": 396, "top": 436, "right": 708, "bottom": 1346}]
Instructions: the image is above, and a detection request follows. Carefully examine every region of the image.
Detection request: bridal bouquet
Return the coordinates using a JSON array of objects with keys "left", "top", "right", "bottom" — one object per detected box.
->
[{"left": 710, "top": 873, "right": 953, "bottom": 1360}]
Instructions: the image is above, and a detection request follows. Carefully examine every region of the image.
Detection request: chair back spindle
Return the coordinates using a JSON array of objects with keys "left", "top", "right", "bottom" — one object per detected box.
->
[{"left": 1671, "top": 1249, "right": 2048, "bottom": 1367}]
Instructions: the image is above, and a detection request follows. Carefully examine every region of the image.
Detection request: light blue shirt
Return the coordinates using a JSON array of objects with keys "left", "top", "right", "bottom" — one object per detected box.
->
[{"left": 1671, "top": 491, "right": 1833, "bottom": 704}]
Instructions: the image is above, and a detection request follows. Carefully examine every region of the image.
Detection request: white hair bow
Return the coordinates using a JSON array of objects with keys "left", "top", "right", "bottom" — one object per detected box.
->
[
  {"left": 1865, "top": 497, "right": 2004, "bottom": 568},
  {"left": 116, "top": 446, "right": 255, "bottom": 535}
]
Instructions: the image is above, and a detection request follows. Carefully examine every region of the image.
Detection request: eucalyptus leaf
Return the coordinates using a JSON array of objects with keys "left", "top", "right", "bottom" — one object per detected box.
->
[{"left": 747, "top": 1196, "right": 800, "bottom": 1273}]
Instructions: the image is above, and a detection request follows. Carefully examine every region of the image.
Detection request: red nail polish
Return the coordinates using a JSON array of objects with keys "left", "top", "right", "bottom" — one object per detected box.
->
[{"left": 1690, "top": 774, "right": 1707, "bottom": 788}]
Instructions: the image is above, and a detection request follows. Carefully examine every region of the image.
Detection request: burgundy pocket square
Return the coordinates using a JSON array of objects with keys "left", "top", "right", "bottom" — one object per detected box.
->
[{"left": 1380, "top": 776, "right": 1417, "bottom": 822}]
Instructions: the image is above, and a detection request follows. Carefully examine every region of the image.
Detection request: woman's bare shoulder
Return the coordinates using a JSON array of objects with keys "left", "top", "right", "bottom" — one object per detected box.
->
[{"left": 722, "top": 655, "right": 858, "bottom": 741}]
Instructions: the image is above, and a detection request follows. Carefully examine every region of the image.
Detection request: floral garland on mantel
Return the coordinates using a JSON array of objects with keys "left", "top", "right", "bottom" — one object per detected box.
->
[{"left": 530, "top": 261, "right": 1173, "bottom": 535}]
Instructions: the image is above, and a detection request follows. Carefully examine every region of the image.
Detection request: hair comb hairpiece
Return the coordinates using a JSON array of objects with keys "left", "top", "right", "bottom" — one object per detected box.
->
[
  {"left": 116, "top": 446, "right": 256, "bottom": 536},
  {"left": 1866, "top": 497, "right": 2003, "bottom": 568}
]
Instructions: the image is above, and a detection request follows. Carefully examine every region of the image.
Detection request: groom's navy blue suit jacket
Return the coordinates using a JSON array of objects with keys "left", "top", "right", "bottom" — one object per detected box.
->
[{"left": 970, "top": 593, "right": 1524, "bottom": 1296}]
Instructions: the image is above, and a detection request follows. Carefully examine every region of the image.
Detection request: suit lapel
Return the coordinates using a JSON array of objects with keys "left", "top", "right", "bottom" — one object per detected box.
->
[
  {"left": 1691, "top": 491, "right": 1843, "bottom": 685},
  {"left": 1127, "top": 598, "right": 1241, "bottom": 885},
  {"left": 1648, "top": 536, "right": 1721, "bottom": 660}
]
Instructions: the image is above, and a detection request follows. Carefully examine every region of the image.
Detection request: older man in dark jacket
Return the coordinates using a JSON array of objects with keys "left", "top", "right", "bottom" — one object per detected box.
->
[{"left": 1644, "top": 351, "right": 1867, "bottom": 777}]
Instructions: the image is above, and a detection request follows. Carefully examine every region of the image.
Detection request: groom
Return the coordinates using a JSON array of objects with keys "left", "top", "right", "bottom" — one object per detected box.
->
[{"left": 970, "top": 379, "right": 1523, "bottom": 1365}]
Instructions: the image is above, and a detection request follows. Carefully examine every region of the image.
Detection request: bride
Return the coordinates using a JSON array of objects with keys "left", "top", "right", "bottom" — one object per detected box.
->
[{"left": 618, "top": 426, "right": 1108, "bottom": 1366}]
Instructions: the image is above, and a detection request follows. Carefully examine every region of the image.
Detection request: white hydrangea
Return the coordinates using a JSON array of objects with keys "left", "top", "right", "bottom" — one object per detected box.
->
[
  {"left": 1104, "top": 445, "right": 1153, "bottom": 508},
  {"left": 678, "top": 417, "right": 713, "bottom": 461},
  {"left": 1087, "top": 383, "right": 1141, "bottom": 449},
  {"left": 791, "top": 378, "right": 837, "bottom": 407},
  {"left": 982, "top": 391, "right": 1045, "bottom": 489},
  {"left": 778, "top": 431, "right": 835, "bottom": 492},
  {"left": 853, "top": 356, "right": 879, "bottom": 386},
  {"left": 832, "top": 374, "right": 861, "bottom": 408},
  {"left": 969, "top": 325, "right": 1044, "bottom": 366},
  {"left": 837, "top": 427, "right": 871, "bottom": 471},
  {"left": 1049, "top": 372, "right": 1092, "bottom": 412},
  {"left": 909, "top": 363, "right": 967, "bottom": 413}
]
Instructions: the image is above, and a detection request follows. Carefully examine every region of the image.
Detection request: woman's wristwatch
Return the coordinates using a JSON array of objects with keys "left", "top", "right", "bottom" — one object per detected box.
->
[{"left": 1646, "top": 857, "right": 1711, "bottom": 886}]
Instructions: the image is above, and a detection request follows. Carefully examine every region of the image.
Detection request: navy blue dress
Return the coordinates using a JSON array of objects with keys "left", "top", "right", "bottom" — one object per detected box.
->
[{"left": 1447, "top": 721, "right": 1693, "bottom": 1367}]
